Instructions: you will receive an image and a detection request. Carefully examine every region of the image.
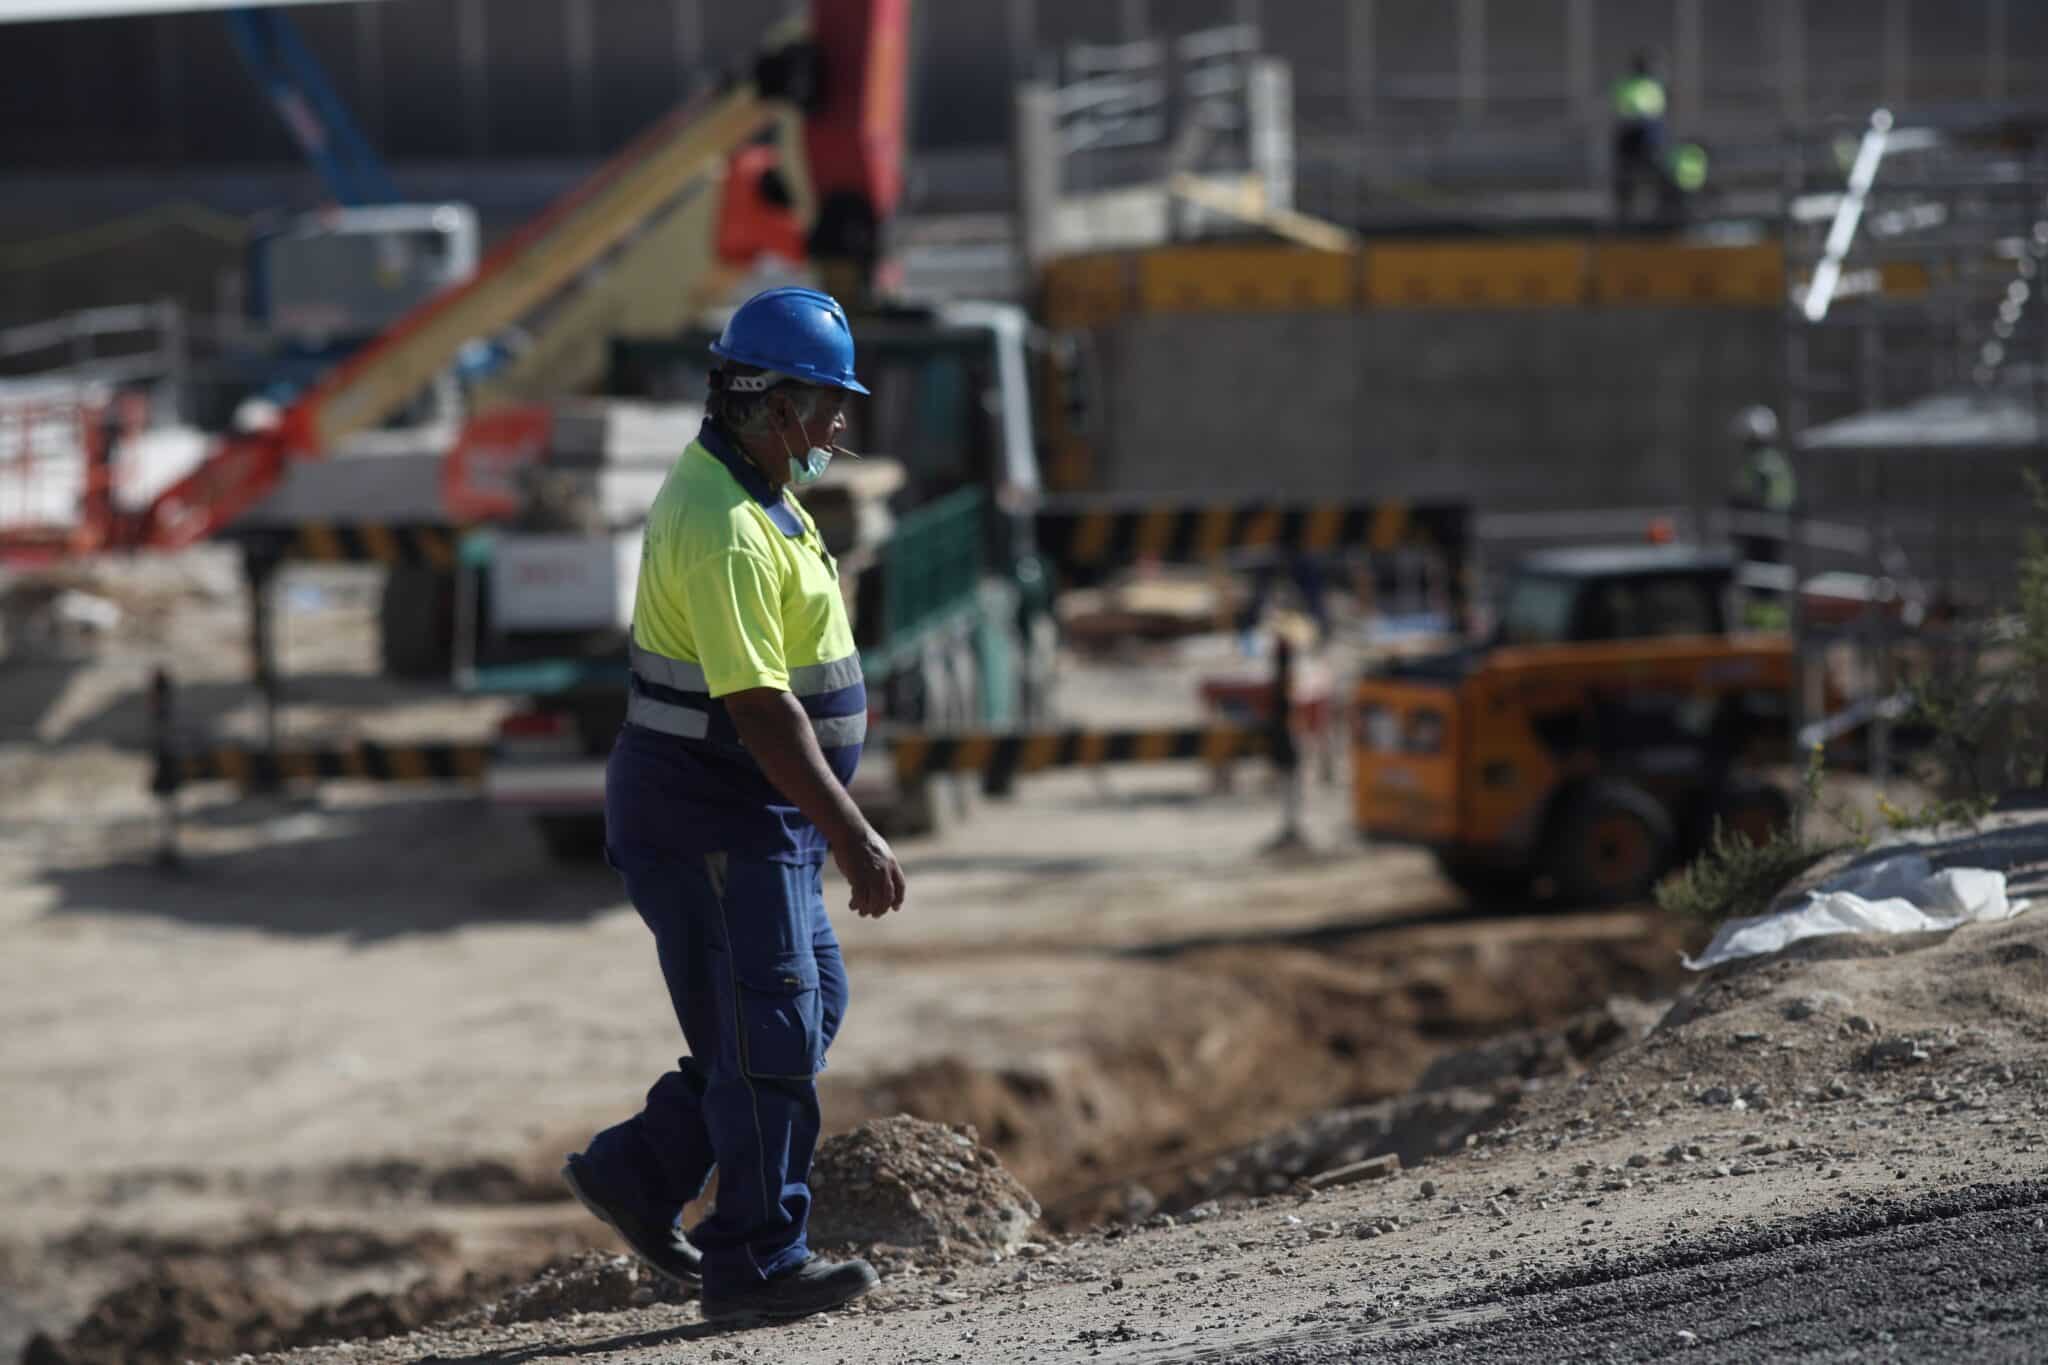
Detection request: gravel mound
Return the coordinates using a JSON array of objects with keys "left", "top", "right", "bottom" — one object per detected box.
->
[
  {"left": 21, "top": 1261, "right": 302, "bottom": 1365},
  {"left": 808, "top": 1116, "right": 1041, "bottom": 1260},
  {"left": 462, "top": 1253, "right": 689, "bottom": 1327},
  {"left": 18, "top": 1232, "right": 514, "bottom": 1365}
]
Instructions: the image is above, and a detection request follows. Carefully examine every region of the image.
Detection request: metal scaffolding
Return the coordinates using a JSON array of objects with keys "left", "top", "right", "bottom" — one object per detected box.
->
[{"left": 1780, "top": 107, "right": 2048, "bottom": 776}]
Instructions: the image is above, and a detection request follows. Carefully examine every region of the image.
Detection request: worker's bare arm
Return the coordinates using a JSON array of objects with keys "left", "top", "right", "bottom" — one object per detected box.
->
[{"left": 724, "top": 687, "right": 906, "bottom": 917}]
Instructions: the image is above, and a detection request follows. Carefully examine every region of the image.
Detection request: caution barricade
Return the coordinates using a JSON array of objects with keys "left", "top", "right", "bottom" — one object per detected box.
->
[
  {"left": 166, "top": 740, "right": 492, "bottom": 790},
  {"left": 890, "top": 724, "right": 1271, "bottom": 795},
  {"left": 224, "top": 522, "right": 460, "bottom": 568},
  {"left": 1034, "top": 498, "right": 1469, "bottom": 580}
]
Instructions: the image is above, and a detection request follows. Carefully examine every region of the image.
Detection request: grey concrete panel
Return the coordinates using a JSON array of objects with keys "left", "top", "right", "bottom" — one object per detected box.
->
[{"left": 1087, "top": 306, "right": 1783, "bottom": 516}]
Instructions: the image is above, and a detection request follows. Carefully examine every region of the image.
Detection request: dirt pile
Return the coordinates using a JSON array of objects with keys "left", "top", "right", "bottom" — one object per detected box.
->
[
  {"left": 463, "top": 1253, "right": 688, "bottom": 1327},
  {"left": 19, "top": 1260, "right": 297, "bottom": 1365},
  {"left": 13, "top": 1260, "right": 524, "bottom": 1365},
  {"left": 826, "top": 914, "right": 1689, "bottom": 1226},
  {"left": 808, "top": 1117, "right": 1041, "bottom": 1260},
  {"left": 1413, "top": 898, "right": 2048, "bottom": 1220},
  {"left": 12, "top": 1220, "right": 555, "bottom": 1365},
  {"left": 1045, "top": 998, "right": 1661, "bottom": 1223}
]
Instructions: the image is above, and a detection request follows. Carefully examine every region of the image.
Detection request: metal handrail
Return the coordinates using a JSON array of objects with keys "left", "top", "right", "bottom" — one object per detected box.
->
[
  {"left": 880, "top": 487, "right": 986, "bottom": 644},
  {"left": 0, "top": 300, "right": 184, "bottom": 367}
]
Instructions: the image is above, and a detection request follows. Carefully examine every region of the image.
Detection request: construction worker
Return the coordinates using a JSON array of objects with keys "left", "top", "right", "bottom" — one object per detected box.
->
[
  {"left": 564, "top": 287, "right": 905, "bottom": 1326},
  {"left": 1237, "top": 552, "right": 1331, "bottom": 655},
  {"left": 1611, "top": 52, "right": 1671, "bottom": 227},
  {"left": 1728, "top": 404, "right": 1797, "bottom": 567}
]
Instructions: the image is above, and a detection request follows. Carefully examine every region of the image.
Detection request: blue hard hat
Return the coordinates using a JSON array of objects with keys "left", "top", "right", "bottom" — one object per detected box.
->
[{"left": 709, "top": 286, "right": 869, "bottom": 394}]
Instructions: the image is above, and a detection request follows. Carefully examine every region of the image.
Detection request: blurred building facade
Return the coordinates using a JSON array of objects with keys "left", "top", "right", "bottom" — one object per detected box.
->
[
  {"left": 2, "top": 0, "right": 2041, "bottom": 222},
  {"left": 1, "top": 0, "right": 2041, "bottom": 324}
]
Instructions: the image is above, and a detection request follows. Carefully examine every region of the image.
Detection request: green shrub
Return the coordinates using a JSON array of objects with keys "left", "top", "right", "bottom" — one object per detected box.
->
[{"left": 1655, "top": 820, "right": 1840, "bottom": 926}]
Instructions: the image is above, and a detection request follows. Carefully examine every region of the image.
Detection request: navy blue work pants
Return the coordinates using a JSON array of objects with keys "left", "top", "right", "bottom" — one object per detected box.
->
[{"left": 579, "top": 849, "right": 846, "bottom": 1297}]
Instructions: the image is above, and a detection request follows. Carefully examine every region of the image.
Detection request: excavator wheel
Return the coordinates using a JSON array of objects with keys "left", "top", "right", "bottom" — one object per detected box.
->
[{"left": 1545, "top": 779, "right": 1675, "bottom": 907}]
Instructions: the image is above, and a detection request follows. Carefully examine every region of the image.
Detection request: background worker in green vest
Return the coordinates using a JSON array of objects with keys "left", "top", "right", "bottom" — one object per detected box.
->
[
  {"left": 1611, "top": 52, "right": 1672, "bottom": 227},
  {"left": 1727, "top": 404, "right": 1798, "bottom": 568}
]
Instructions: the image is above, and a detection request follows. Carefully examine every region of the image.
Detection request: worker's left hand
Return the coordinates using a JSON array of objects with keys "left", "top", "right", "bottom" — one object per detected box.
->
[{"left": 836, "top": 824, "right": 906, "bottom": 918}]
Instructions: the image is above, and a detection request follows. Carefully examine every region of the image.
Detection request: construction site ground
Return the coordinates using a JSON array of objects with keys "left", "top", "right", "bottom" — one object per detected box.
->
[{"left": 5, "top": 553, "right": 2047, "bottom": 1362}]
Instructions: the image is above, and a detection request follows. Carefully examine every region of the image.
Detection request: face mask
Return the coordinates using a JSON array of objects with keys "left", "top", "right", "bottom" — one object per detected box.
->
[{"left": 778, "top": 423, "right": 835, "bottom": 485}]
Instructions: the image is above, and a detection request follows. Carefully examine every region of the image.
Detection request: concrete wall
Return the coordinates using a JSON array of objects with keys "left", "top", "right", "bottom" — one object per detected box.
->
[{"left": 1092, "top": 307, "right": 1781, "bottom": 514}]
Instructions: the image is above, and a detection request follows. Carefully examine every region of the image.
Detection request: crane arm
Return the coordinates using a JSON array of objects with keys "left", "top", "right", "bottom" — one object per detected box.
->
[
  {"left": 142, "top": 83, "right": 779, "bottom": 548},
  {"left": 136, "top": 0, "right": 911, "bottom": 552},
  {"left": 224, "top": 6, "right": 400, "bottom": 208}
]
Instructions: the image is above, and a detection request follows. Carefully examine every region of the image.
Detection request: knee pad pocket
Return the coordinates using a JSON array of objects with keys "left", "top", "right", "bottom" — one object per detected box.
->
[{"left": 732, "top": 956, "right": 822, "bottom": 1080}]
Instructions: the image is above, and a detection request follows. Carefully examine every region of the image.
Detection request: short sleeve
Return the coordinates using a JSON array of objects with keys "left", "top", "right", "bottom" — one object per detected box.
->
[{"left": 678, "top": 549, "right": 789, "bottom": 695}]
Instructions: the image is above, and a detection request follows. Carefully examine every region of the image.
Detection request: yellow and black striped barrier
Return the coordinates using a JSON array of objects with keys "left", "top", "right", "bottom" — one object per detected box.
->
[
  {"left": 1035, "top": 499, "right": 1469, "bottom": 578},
  {"left": 891, "top": 724, "right": 1270, "bottom": 794},
  {"left": 164, "top": 740, "right": 491, "bottom": 790},
  {"left": 226, "top": 522, "right": 460, "bottom": 568},
  {"left": 164, "top": 727, "right": 1269, "bottom": 798}
]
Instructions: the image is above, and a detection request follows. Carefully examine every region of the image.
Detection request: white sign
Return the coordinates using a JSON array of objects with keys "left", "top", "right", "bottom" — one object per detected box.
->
[{"left": 489, "top": 535, "right": 621, "bottom": 633}]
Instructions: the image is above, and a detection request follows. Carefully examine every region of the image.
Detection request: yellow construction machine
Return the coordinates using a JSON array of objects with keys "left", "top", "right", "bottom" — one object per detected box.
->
[{"left": 1353, "top": 546, "right": 1800, "bottom": 905}]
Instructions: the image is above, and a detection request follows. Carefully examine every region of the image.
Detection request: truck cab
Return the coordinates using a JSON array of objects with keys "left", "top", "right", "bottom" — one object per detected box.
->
[{"left": 1353, "top": 546, "right": 1795, "bottom": 906}]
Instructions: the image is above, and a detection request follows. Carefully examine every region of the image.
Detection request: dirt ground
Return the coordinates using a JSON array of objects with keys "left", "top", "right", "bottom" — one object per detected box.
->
[
  {"left": 9, "top": 555, "right": 2043, "bottom": 1362},
  {"left": 186, "top": 826, "right": 2048, "bottom": 1365}
]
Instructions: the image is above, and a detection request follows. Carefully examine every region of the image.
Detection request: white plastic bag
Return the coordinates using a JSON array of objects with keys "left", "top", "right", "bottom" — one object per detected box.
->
[{"left": 1683, "top": 854, "right": 2030, "bottom": 971}]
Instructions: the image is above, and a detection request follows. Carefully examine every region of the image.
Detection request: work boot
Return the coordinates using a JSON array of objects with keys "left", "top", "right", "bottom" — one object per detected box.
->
[
  {"left": 561, "top": 1155, "right": 702, "bottom": 1284},
  {"left": 701, "top": 1254, "right": 879, "bottom": 1326}
]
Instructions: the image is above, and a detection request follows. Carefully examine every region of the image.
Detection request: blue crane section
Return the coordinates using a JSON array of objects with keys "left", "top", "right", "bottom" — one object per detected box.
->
[{"left": 223, "top": 4, "right": 400, "bottom": 207}]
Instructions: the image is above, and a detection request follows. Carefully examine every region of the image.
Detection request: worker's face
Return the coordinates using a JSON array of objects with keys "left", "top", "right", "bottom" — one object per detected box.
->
[{"left": 780, "top": 390, "right": 850, "bottom": 452}]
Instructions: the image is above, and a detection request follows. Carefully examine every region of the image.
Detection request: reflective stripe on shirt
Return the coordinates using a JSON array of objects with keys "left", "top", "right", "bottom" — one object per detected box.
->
[
  {"left": 629, "top": 638, "right": 709, "bottom": 692},
  {"left": 627, "top": 639, "right": 866, "bottom": 753},
  {"left": 788, "top": 654, "right": 864, "bottom": 695},
  {"left": 626, "top": 690, "right": 710, "bottom": 739}
]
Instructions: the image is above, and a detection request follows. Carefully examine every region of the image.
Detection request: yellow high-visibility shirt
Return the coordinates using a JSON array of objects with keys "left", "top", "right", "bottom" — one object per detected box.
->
[
  {"left": 633, "top": 433, "right": 857, "bottom": 700},
  {"left": 610, "top": 421, "right": 866, "bottom": 865}
]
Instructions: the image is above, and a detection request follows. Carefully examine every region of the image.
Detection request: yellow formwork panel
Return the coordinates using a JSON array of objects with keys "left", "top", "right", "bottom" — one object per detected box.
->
[
  {"left": 479, "top": 183, "right": 728, "bottom": 405},
  {"left": 1790, "top": 258, "right": 1937, "bottom": 306},
  {"left": 1364, "top": 240, "right": 1590, "bottom": 308},
  {"left": 1590, "top": 242, "right": 1785, "bottom": 306},
  {"left": 1137, "top": 246, "right": 1358, "bottom": 313},
  {"left": 1042, "top": 251, "right": 1137, "bottom": 328},
  {"left": 1881, "top": 260, "right": 1933, "bottom": 298}
]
